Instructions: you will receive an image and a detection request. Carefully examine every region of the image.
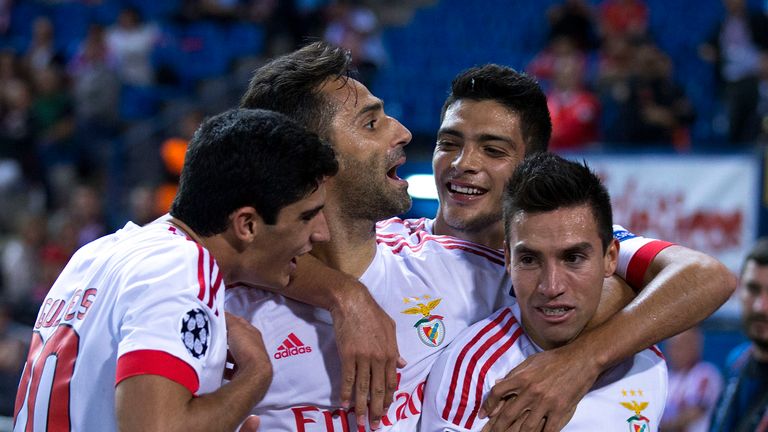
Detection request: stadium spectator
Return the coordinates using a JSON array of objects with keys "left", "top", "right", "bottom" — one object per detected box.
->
[
  {"left": 22, "top": 16, "right": 63, "bottom": 72},
  {"left": 31, "top": 64, "right": 77, "bottom": 207},
  {"left": 323, "top": 0, "right": 386, "bottom": 87},
  {"left": 603, "top": 40, "right": 695, "bottom": 147},
  {"left": 546, "top": 50, "right": 600, "bottom": 151},
  {"left": 106, "top": 7, "right": 160, "bottom": 86},
  {"left": 0, "top": 213, "right": 46, "bottom": 322},
  {"left": 546, "top": 0, "right": 598, "bottom": 52},
  {"left": 710, "top": 238, "right": 768, "bottom": 431},
  {"left": 699, "top": 0, "right": 768, "bottom": 144},
  {"left": 661, "top": 326, "right": 723, "bottom": 432},
  {"left": 597, "top": 0, "right": 649, "bottom": 41}
]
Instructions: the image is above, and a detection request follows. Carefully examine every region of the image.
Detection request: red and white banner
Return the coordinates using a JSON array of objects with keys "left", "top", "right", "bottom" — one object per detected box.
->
[{"left": 580, "top": 154, "right": 759, "bottom": 272}]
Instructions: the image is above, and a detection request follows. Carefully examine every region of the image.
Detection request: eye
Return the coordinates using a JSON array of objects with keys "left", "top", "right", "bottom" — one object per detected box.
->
[
  {"left": 484, "top": 146, "right": 507, "bottom": 157},
  {"left": 436, "top": 140, "right": 458, "bottom": 150},
  {"left": 564, "top": 253, "right": 586, "bottom": 265},
  {"left": 517, "top": 255, "right": 537, "bottom": 267},
  {"left": 365, "top": 119, "right": 377, "bottom": 130}
]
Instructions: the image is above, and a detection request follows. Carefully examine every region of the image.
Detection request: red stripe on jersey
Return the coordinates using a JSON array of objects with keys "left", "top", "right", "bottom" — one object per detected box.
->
[
  {"left": 377, "top": 234, "right": 504, "bottom": 266},
  {"left": 453, "top": 313, "right": 518, "bottom": 424},
  {"left": 442, "top": 308, "right": 513, "bottom": 421},
  {"left": 116, "top": 349, "right": 199, "bottom": 395},
  {"left": 625, "top": 241, "right": 674, "bottom": 291},
  {"left": 466, "top": 326, "right": 523, "bottom": 429},
  {"left": 288, "top": 333, "right": 304, "bottom": 346},
  {"left": 196, "top": 244, "right": 206, "bottom": 301},
  {"left": 649, "top": 345, "right": 665, "bottom": 360},
  {"left": 208, "top": 271, "right": 223, "bottom": 309}
]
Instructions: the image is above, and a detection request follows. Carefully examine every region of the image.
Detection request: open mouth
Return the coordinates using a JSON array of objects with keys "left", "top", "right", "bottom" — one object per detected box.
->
[
  {"left": 538, "top": 306, "right": 573, "bottom": 317},
  {"left": 446, "top": 181, "right": 487, "bottom": 197},
  {"left": 387, "top": 156, "right": 407, "bottom": 183}
]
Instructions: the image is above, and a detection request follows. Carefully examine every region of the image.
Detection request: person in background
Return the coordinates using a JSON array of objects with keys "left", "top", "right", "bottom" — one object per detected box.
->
[
  {"left": 710, "top": 238, "right": 768, "bottom": 431},
  {"left": 660, "top": 326, "right": 723, "bottom": 432}
]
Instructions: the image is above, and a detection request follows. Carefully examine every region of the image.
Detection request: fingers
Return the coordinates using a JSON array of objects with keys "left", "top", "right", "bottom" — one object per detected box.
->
[
  {"left": 368, "top": 356, "right": 387, "bottom": 430},
  {"left": 384, "top": 357, "right": 399, "bottom": 412},
  {"left": 339, "top": 358, "right": 355, "bottom": 409},
  {"left": 354, "top": 358, "right": 371, "bottom": 428},
  {"left": 479, "top": 380, "right": 516, "bottom": 419}
]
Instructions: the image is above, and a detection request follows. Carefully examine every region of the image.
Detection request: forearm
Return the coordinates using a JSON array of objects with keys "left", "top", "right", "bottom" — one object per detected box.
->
[
  {"left": 116, "top": 367, "right": 271, "bottom": 432},
  {"left": 574, "top": 245, "right": 735, "bottom": 371},
  {"left": 586, "top": 275, "right": 635, "bottom": 330},
  {"left": 269, "top": 254, "right": 359, "bottom": 311}
]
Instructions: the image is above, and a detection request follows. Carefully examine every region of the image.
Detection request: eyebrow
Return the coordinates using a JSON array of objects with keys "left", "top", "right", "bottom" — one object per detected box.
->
[
  {"left": 437, "top": 127, "right": 516, "bottom": 146},
  {"left": 512, "top": 244, "right": 540, "bottom": 257},
  {"left": 561, "top": 242, "right": 594, "bottom": 256},
  {"left": 355, "top": 100, "right": 384, "bottom": 120}
]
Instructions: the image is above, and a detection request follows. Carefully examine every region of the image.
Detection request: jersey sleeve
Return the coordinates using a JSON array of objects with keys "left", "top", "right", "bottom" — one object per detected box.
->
[
  {"left": 114, "top": 240, "right": 224, "bottom": 395},
  {"left": 421, "top": 308, "right": 523, "bottom": 432},
  {"left": 612, "top": 225, "right": 674, "bottom": 290}
]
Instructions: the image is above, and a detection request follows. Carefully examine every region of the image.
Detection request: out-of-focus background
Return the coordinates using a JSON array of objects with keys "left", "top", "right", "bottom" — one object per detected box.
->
[{"left": 0, "top": 0, "right": 764, "bottom": 429}]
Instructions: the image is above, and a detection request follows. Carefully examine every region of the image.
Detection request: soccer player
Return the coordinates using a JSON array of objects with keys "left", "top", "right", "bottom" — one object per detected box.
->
[
  {"left": 379, "top": 65, "right": 735, "bottom": 431},
  {"left": 228, "top": 42, "right": 675, "bottom": 431},
  {"left": 12, "top": 109, "right": 338, "bottom": 431},
  {"left": 710, "top": 238, "right": 768, "bottom": 431},
  {"left": 420, "top": 152, "right": 668, "bottom": 431}
]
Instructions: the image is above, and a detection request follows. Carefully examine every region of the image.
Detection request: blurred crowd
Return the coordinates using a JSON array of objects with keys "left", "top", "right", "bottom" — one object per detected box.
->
[{"left": 526, "top": 0, "right": 768, "bottom": 153}]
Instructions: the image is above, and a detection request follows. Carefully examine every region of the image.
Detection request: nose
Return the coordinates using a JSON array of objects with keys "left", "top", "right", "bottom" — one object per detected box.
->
[
  {"left": 754, "top": 290, "right": 768, "bottom": 314},
  {"left": 451, "top": 144, "right": 481, "bottom": 173},
  {"left": 310, "top": 210, "right": 331, "bottom": 243},
  {"left": 391, "top": 116, "right": 412, "bottom": 149},
  {"left": 538, "top": 264, "right": 567, "bottom": 299}
]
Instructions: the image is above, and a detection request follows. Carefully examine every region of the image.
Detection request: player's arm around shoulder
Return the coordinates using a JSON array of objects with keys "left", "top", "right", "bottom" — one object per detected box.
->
[{"left": 116, "top": 313, "right": 272, "bottom": 432}]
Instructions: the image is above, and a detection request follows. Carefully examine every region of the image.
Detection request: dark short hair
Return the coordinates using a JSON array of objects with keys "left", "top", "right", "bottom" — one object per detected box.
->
[
  {"left": 240, "top": 41, "right": 352, "bottom": 141},
  {"left": 170, "top": 108, "right": 338, "bottom": 235},
  {"left": 441, "top": 64, "right": 551, "bottom": 155},
  {"left": 503, "top": 153, "right": 613, "bottom": 251},
  {"left": 742, "top": 237, "right": 768, "bottom": 275}
]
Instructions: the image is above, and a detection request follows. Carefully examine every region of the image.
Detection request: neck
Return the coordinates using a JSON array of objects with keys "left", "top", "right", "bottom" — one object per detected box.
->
[
  {"left": 168, "top": 217, "right": 236, "bottom": 281},
  {"left": 432, "top": 216, "right": 505, "bottom": 250},
  {"left": 311, "top": 204, "right": 377, "bottom": 278}
]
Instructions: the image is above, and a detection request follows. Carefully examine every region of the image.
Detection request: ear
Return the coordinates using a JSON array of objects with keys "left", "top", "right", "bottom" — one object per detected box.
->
[
  {"left": 229, "top": 207, "right": 265, "bottom": 243},
  {"left": 604, "top": 238, "right": 619, "bottom": 277}
]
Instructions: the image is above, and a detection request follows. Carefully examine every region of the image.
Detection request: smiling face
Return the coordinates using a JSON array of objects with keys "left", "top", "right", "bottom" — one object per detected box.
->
[
  {"left": 433, "top": 99, "right": 527, "bottom": 247},
  {"left": 321, "top": 77, "right": 412, "bottom": 221},
  {"left": 505, "top": 205, "right": 618, "bottom": 350},
  {"left": 244, "top": 182, "right": 331, "bottom": 289},
  {"left": 739, "top": 260, "right": 768, "bottom": 356}
]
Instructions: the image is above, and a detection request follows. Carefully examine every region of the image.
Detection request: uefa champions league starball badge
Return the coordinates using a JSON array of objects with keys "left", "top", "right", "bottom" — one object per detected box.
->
[
  {"left": 401, "top": 296, "right": 445, "bottom": 347},
  {"left": 180, "top": 308, "right": 210, "bottom": 359}
]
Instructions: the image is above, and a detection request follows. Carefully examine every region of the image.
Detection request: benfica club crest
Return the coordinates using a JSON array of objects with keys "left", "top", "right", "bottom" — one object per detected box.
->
[
  {"left": 401, "top": 296, "right": 445, "bottom": 347},
  {"left": 620, "top": 400, "right": 650, "bottom": 432}
]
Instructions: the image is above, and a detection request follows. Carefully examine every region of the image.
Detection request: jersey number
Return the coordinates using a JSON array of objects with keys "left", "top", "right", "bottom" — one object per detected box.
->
[{"left": 14, "top": 325, "right": 79, "bottom": 432}]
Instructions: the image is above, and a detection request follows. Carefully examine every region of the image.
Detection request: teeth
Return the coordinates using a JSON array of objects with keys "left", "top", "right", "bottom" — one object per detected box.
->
[
  {"left": 540, "top": 307, "right": 569, "bottom": 316},
  {"left": 449, "top": 184, "right": 483, "bottom": 195}
]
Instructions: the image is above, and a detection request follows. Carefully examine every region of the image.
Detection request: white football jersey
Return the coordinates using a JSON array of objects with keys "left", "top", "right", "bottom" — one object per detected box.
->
[
  {"left": 420, "top": 304, "right": 668, "bottom": 432},
  {"left": 13, "top": 220, "right": 227, "bottom": 432},
  {"left": 226, "top": 218, "right": 672, "bottom": 431},
  {"left": 226, "top": 229, "right": 511, "bottom": 431}
]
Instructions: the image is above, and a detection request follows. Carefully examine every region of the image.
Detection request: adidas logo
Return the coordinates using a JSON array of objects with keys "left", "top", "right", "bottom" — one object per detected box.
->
[{"left": 274, "top": 333, "right": 313, "bottom": 359}]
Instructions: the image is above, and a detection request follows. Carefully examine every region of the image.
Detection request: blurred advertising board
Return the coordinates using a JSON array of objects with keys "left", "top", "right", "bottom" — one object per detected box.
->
[{"left": 581, "top": 154, "right": 759, "bottom": 273}]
